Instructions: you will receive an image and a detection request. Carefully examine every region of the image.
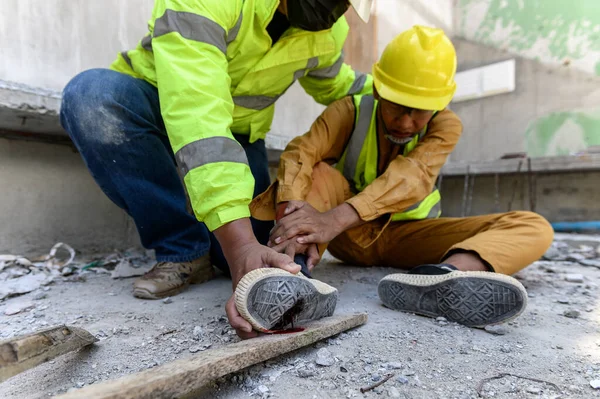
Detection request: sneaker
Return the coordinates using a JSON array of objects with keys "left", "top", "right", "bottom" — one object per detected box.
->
[
  {"left": 133, "top": 255, "right": 215, "bottom": 299},
  {"left": 234, "top": 268, "right": 338, "bottom": 332},
  {"left": 378, "top": 264, "right": 527, "bottom": 327}
]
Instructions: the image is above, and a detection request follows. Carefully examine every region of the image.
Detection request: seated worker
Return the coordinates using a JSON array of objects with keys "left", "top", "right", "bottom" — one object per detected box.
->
[{"left": 232, "top": 26, "right": 554, "bottom": 334}]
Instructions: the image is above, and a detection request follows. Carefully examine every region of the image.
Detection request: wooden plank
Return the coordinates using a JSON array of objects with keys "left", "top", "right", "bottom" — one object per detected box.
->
[
  {"left": 56, "top": 313, "right": 368, "bottom": 399},
  {"left": 0, "top": 325, "right": 97, "bottom": 382}
]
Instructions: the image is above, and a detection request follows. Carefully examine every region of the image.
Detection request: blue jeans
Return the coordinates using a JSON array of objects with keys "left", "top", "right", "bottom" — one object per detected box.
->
[{"left": 60, "top": 69, "right": 273, "bottom": 274}]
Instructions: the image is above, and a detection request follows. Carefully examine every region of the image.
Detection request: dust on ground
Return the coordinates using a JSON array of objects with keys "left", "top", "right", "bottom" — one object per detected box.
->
[{"left": 1, "top": 234, "right": 600, "bottom": 399}]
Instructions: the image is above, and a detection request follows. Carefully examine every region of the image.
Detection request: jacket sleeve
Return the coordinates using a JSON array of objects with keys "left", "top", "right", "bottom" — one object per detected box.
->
[
  {"left": 346, "top": 109, "right": 463, "bottom": 221},
  {"left": 299, "top": 51, "right": 373, "bottom": 106},
  {"left": 151, "top": 0, "right": 253, "bottom": 232},
  {"left": 276, "top": 97, "right": 356, "bottom": 203}
]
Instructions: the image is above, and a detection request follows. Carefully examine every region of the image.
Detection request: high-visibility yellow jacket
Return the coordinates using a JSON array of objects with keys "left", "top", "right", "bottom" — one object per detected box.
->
[
  {"left": 111, "top": 0, "right": 372, "bottom": 231},
  {"left": 335, "top": 94, "right": 442, "bottom": 221}
]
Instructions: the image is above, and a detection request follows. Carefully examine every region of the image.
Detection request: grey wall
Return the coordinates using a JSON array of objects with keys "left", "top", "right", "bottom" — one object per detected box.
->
[
  {"left": 440, "top": 171, "right": 600, "bottom": 223},
  {"left": 450, "top": 39, "right": 600, "bottom": 162},
  {"left": 0, "top": 0, "right": 153, "bottom": 91},
  {"left": 0, "top": 139, "right": 139, "bottom": 254}
]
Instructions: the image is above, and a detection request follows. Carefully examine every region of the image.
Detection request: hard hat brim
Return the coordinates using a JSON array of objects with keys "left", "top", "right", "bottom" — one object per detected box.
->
[
  {"left": 349, "top": 0, "right": 372, "bottom": 23},
  {"left": 374, "top": 78, "right": 456, "bottom": 112}
]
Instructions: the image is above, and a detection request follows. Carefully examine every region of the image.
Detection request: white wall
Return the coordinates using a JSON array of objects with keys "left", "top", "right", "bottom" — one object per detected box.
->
[{"left": 0, "top": 0, "right": 153, "bottom": 90}]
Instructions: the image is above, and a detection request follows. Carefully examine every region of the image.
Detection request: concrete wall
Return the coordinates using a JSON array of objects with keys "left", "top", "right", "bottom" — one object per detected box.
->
[
  {"left": 450, "top": 39, "right": 600, "bottom": 162},
  {"left": 0, "top": 139, "right": 139, "bottom": 254},
  {"left": 0, "top": 0, "right": 153, "bottom": 91},
  {"left": 440, "top": 171, "right": 600, "bottom": 222},
  {"left": 452, "top": 0, "right": 600, "bottom": 160}
]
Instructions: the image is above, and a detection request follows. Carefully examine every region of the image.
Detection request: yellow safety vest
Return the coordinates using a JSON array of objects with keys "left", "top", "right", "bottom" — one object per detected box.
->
[
  {"left": 110, "top": 0, "right": 372, "bottom": 231},
  {"left": 336, "top": 95, "right": 442, "bottom": 221}
]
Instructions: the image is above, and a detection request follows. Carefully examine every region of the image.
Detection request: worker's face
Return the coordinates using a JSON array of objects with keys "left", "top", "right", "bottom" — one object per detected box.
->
[
  {"left": 285, "top": 0, "right": 350, "bottom": 31},
  {"left": 378, "top": 97, "right": 434, "bottom": 145}
]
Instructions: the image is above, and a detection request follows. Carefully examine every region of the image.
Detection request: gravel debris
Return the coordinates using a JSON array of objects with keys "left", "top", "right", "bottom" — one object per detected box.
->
[
  {"left": 484, "top": 324, "right": 509, "bottom": 335},
  {"left": 315, "top": 348, "right": 335, "bottom": 367},
  {"left": 563, "top": 309, "right": 581, "bottom": 319}
]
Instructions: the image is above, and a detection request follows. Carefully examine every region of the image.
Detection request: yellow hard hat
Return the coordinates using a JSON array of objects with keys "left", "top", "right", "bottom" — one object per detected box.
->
[{"left": 372, "top": 25, "right": 457, "bottom": 111}]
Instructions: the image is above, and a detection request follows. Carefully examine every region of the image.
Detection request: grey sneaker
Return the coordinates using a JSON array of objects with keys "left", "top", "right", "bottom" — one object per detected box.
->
[
  {"left": 378, "top": 266, "right": 527, "bottom": 327},
  {"left": 235, "top": 268, "right": 338, "bottom": 332}
]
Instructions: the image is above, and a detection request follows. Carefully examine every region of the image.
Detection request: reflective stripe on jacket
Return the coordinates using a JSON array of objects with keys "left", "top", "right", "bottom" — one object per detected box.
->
[
  {"left": 336, "top": 95, "right": 442, "bottom": 221},
  {"left": 110, "top": 0, "right": 372, "bottom": 231}
]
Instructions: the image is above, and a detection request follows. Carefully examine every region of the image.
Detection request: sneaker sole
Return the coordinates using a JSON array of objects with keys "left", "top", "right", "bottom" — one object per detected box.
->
[
  {"left": 378, "top": 271, "right": 527, "bottom": 327},
  {"left": 235, "top": 269, "right": 338, "bottom": 332}
]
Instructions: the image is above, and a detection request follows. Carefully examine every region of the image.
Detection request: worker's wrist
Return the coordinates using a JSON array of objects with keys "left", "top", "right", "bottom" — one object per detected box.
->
[
  {"left": 214, "top": 218, "right": 259, "bottom": 255},
  {"left": 275, "top": 202, "right": 289, "bottom": 221},
  {"left": 328, "top": 203, "right": 361, "bottom": 234}
]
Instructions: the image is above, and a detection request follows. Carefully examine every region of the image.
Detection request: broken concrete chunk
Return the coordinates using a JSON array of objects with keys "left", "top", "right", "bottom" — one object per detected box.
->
[
  {"left": 163, "top": 297, "right": 173, "bottom": 304},
  {"left": 192, "top": 326, "right": 203, "bottom": 340},
  {"left": 315, "top": 348, "right": 335, "bottom": 367},
  {"left": 484, "top": 325, "right": 509, "bottom": 335},
  {"left": 565, "top": 274, "right": 584, "bottom": 283},
  {"left": 590, "top": 380, "right": 600, "bottom": 389},
  {"left": 4, "top": 301, "right": 35, "bottom": 315},
  {"left": 0, "top": 273, "right": 47, "bottom": 300},
  {"left": 563, "top": 309, "right": 581, "bottom": 319},
  {"left": 111, "top": 259, "right": 151, "bottom": 279}
]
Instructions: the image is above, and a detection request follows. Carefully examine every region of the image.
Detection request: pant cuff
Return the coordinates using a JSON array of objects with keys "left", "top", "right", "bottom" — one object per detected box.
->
[{"left": 155, "top": 248, "right": 210, "bottom": 263}]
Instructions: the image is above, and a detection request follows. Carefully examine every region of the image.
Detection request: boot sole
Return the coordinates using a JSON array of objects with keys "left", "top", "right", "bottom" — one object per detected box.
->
[
  {"left": 378, "top": 271, "right": 527, "bottom": 327},
  {"left": 235, "top": 269, "right": 338, "bottom": 332}
]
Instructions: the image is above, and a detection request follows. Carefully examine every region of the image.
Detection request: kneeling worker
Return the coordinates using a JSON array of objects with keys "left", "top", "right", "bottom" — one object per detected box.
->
[{"left": 232, "top": 26, "right": 554, "bottom": 333}]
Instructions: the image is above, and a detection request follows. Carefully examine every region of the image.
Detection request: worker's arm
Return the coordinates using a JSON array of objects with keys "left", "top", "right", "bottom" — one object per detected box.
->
[
  {"left": 298, "top": 19, "right": 372, "bottom": 105},
  {"left": 346, "top": 109, "right": 463, "bottom": 220},
  {"left": 152, "top": 0, "right": 297, "bottom": 339},
  {"left": 275, "top": 96, "right": 356, "bottom": 203},
  {"left": 152, "top": 0, "right": 252, "bottom": 233},
  {"left": 299, "top": 52, "right": 373, "bottom": 105}
]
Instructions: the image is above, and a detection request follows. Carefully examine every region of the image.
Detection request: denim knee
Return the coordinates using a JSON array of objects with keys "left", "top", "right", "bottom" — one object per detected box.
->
[{"left": 60, "top": 69, "right": 130, "bottom": 146}]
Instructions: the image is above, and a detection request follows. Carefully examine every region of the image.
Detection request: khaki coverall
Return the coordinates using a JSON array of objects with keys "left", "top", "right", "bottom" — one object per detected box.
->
[{"left": 251, "top": 97, "right": 554, "bottom": 275}]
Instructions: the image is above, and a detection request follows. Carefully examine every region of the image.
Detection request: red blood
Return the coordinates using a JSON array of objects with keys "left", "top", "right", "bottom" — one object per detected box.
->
[{"left": 265, "top": 328, "right": 305, "bottom": 334}]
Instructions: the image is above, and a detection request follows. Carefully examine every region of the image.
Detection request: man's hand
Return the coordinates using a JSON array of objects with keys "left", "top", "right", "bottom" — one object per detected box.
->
[
  {"left": 270, "top": 201, "right": 361, "bottom": 245},
  {"left": 270, "top": 240, "right": 321, "bottom": 271},
  {"left": 215, "top": 219, "right": 300, "bottom": 339}
]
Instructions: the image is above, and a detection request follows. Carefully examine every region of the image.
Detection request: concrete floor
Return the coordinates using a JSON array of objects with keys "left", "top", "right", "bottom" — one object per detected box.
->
[{"left": 1, "top": 249, "right": 600, "bottom": 399}]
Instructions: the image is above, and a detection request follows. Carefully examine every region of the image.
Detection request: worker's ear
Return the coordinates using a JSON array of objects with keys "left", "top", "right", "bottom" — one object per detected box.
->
[{"left": 373, "top": 86, "right": 380, "bottom": 101}]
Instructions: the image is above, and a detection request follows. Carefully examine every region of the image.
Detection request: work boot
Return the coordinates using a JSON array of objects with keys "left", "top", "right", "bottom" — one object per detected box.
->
[
  {"left": 235, "top": 268, "right": 338, "bottom": 332},
  {"left": 133, "top": 255, "right": 215, "bottom": 299},
  {"left": 378, "top": 264, "right": 527, "bottom": 327}
]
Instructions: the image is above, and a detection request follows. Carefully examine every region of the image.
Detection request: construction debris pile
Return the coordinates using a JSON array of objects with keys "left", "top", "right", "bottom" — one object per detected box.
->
[{"left": 0, "top": 243, "right": 153, "bottom": 302}]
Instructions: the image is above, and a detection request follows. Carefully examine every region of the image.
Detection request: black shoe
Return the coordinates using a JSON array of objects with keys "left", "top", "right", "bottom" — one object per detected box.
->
[{"left": 378, "top": 264, "right": 527, "bottom": 327}]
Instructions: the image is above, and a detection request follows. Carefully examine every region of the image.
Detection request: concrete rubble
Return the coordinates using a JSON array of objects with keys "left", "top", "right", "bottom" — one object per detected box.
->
[{"left": 1, "top": 234, "right": 600, "bottom": 398}]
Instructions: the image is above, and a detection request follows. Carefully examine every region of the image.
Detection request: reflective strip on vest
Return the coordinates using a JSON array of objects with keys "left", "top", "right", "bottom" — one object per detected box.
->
[
  {"left": 339, "top": 94, "right": 442, "bottom": 221},
  {"left": 341, "top": 95, "right": 375, "bottom": 183},
  {"left": 391, "top": 189, "right": 442, "bottom": 221},
  {"left": 139, "top": 11, "right": 242, "bottom": 53},
  {"left": 141, "top": 35, "right": 153, "bottom": 51},
  {"left": 307, "top": 53, "right": 344, "bottom": 79},
  {"left": 227, "top": 11, "right": 243, "bottom": 44},
  {"left": 347, "top": 72, "right": 367, "bottom": 95},
  {"left": 175, "top": 136, "right": 248, "bottom": 177},
  {"left": 121, "top": 51, "right": 133, "bottom": 68},
  {"left": 233, "top": 57, "right": 320, "bottom": 110},
  {"left": 154, "top": 9, "right": 227, "bottom": 54}
]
